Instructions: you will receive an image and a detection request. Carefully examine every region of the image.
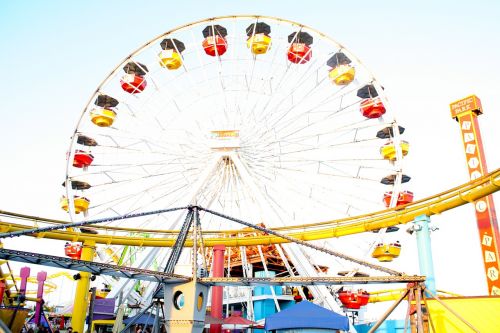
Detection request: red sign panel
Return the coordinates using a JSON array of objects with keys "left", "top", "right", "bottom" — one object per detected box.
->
[{"left": 455, "top": 108, "right": 500, "bottom": 295}]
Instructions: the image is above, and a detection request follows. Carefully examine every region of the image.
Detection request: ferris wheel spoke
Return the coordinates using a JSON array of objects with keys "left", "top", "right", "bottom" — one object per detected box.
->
[
  {"left": 188, "top": 29, "right": 228, "bottom": 116},
  {"left": 247, "top": 84, "right": 359, "bottom": 145},
  {"left": 86, "top": 167, "right": 198, "bottom": 190},
  {"left": 247, "top": 157, "right": 389, "bottom": 207},
  {"left": 94, "top": 169, "right": 192, "bottom": 206},
  {"left": 91, "top": 126, "right": 206, "bottom": 161},
  {"left": 268, "top": 99, "right": 362, "bottom": 143},
  {"left": 253, "top": 43, "right": 349, "bottom": 129},
  {"left": 89, "top": 183, "right": 191, "bottom": 226},
  {"left": 258, "top": 169, "right": 381, "bottom": 217},
  {"left": 258, "top": 62, "right": 331, "bottom": 128},
  {"left": 86, "top": 173, "right": 190, "bottom": 213},
  {"left": 249, "top": 120, "right": 385, "bottom": 151}
]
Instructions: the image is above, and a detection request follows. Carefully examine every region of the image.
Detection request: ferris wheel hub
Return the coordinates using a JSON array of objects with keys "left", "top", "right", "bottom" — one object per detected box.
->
[{"left": 210, "top": 129, "right": 240, "bottom": 150}]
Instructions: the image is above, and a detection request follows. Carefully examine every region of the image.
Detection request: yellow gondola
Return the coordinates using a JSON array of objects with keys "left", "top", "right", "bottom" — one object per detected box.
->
[
  {"left": 371, "top": 243, "right": 401, "bottom": 262},
  {"left": 60, "top": 196, "right": 90, "bottom": 214},
  {"left": 328, "top": 64, "right": 355, "bottom": 85},
  {"left": 380, "top": 140, "right": 409, "bottom": 161},
  {"left": 90, "top": 109, "right": 117, "bottom": 127},
  {"left": 247, "top": 34, "right": 271, "bottom": 54},
  {"left": 159, "top": 49, "right": 182, "bottom": 70}
]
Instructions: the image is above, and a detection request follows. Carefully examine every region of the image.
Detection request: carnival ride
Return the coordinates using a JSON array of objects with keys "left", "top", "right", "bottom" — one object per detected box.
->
[
  {"left": 0, "top": 14, "right": 499, "bottom": 333},
  {"left": 55, "top": 15, "right": 415, "bottom": 322}
]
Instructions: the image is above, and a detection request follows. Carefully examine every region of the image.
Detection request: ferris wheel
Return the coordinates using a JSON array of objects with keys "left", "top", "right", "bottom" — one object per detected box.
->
[{"left": 62, "top": 15, "right": 411, "bottom": 309}]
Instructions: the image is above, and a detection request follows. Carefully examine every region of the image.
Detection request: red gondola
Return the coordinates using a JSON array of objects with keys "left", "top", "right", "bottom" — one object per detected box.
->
[
  {"left": 202, "top": 35, "right": 227, "bottom": 56},
  {"left": 120, "top": 74, "right": 147, "bottom": 94},
  {"left": 360, "top": 97, "right": 386, "bottom": 119},
  {"left": 383, "top": 191, "right": 414, "bottom": 208},
  {"left": 73, "top": 150, "right": 94, "bottom": 168},
  {"left": 338, "top": 289, "right": 370, "bottom": 309},
  {"left": 202, "top": 25, "right": 228, "bottom": 56},
  {"left": 287, "top": 43, "right": 312, "bottom": 64},
  {"left": 287, "top": 31, "right": 313, "bottom": 64},
  {"left": 64, "top": 242, "right": 82, "bottom": 259},
  {"left": 120, "top": 62, "right": 148, "bottom": 94}
]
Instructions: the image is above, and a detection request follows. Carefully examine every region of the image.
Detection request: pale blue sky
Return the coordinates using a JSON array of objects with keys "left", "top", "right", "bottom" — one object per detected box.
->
[{"left": 1, "top": 0, "right": 500, "bottom": 305}]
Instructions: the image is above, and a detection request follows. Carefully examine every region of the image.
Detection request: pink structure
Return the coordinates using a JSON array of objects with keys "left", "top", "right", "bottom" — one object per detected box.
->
[
  {"left": 19, "top": 267, "right": 31, "bottom": 297},
  {"left": 210, "top": 245, "right": 226, "bottom": 333},
  {"left": 34, "top": 271, "right": 47, "bottom": 325}
]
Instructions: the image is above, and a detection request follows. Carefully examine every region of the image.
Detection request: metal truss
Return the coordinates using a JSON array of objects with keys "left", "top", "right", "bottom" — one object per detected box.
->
[
  {"left": 0, "top": 248, "right": 188, "bottom": 283},
  {"left": 200, "top": 275, "right": 426, "bottom": 287},
  {"left": 0, "top": 248, "right": 424, "bottom": 287}
]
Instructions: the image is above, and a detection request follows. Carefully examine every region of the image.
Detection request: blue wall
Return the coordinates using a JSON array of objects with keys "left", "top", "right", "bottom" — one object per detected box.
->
[
  {"left": 355, "top": 320, "right": 406, "bottom": 333},
  {"left": 253, "top": 271, "right": 294, "bottom": 333},
  {"left": 254, "top": 271, "right": 283, "bottom": 297}
]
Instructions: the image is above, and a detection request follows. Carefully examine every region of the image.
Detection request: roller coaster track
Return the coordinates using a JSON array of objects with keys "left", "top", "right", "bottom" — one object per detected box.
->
[
  {"left": 0, "top": 168, "right": 498, "bottom": 247},
  {"left": 0, "top": 248, "right": 424, "bottom": 286}
]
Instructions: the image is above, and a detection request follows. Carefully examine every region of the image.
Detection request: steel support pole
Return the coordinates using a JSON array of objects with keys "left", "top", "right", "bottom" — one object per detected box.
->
[
  {"left": 72, "top": 240, "right": 96, "bottom": 333},
  {"left": 153, "top": 300, "right": 160, "bottom": 333},
  {"left": 86, "top": 287, "right": 97, "bottom": 333},
  {"left": 414, "top": 285, "right": 424, "bottom": 333},
  {"left": 414, "top": 215, "right": 436, "bottom": 294},
  {"left": 0, "top": 281, "right": 5, "bottom": 306},
  {"left": 367, "top": 288, "right": 410, "bottom": 333},
  {"left": 210, "top": 245, "right": 226, "bottom": 333}
]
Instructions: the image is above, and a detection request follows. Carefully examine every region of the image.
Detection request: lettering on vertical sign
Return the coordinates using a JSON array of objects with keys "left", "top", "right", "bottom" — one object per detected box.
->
[
  {"left": 485, "top": 251, "right": 497, "bottom": 263},
  {"left": 468, "top": 157, "right": 479, "bottom": 169},
  {"left": 482, "top": 234, "right": 493, "bottom": 247},
  {"left": 470, "top": 171, "right": 482, "bottom": 180},
  {"left": 461, "top": 121, "right": 472, "bottom": 130},
  {"left": 487, "top": 267, "right": 499, "bottom": 281},
  {"left": 476, "top": 200, "right": 487, "bottom": 213},
  {"left": 492, "top": 286, "right": 500, "bottom": 295},
  {"left": 465, "top": 144, "right": 476, "bottom": 154},
  {"left": 463, "top": 133, "right": 475, "bottom": 143}
]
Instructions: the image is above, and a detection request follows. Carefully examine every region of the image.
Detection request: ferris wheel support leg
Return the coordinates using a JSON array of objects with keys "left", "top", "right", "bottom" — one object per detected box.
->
[
  {"left": 412, "top": 215, "right": 436, "bottom": 295},
  {"left": 72, "top": 240, "right": 96, "bottom": 333}
]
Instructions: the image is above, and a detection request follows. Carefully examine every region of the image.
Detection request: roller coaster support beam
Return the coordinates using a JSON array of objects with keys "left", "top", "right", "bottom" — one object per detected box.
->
[
  {"left": 412, "top": 215, "right": 436, "bottom": 294},
  {"left": 451, "top": 95, "right": 500, "bottom": 295},
  {"left": 72, "top": 240, "right": 96, "bottom": 333}
]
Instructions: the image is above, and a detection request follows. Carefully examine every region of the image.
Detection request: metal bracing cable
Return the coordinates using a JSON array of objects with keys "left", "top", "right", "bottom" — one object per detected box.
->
[
  {"left": 0, "top": 206, "right": 188, "bottom": 239},
  {"left": 198, "top": 206, "right": 404, "bottom": 276}
]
